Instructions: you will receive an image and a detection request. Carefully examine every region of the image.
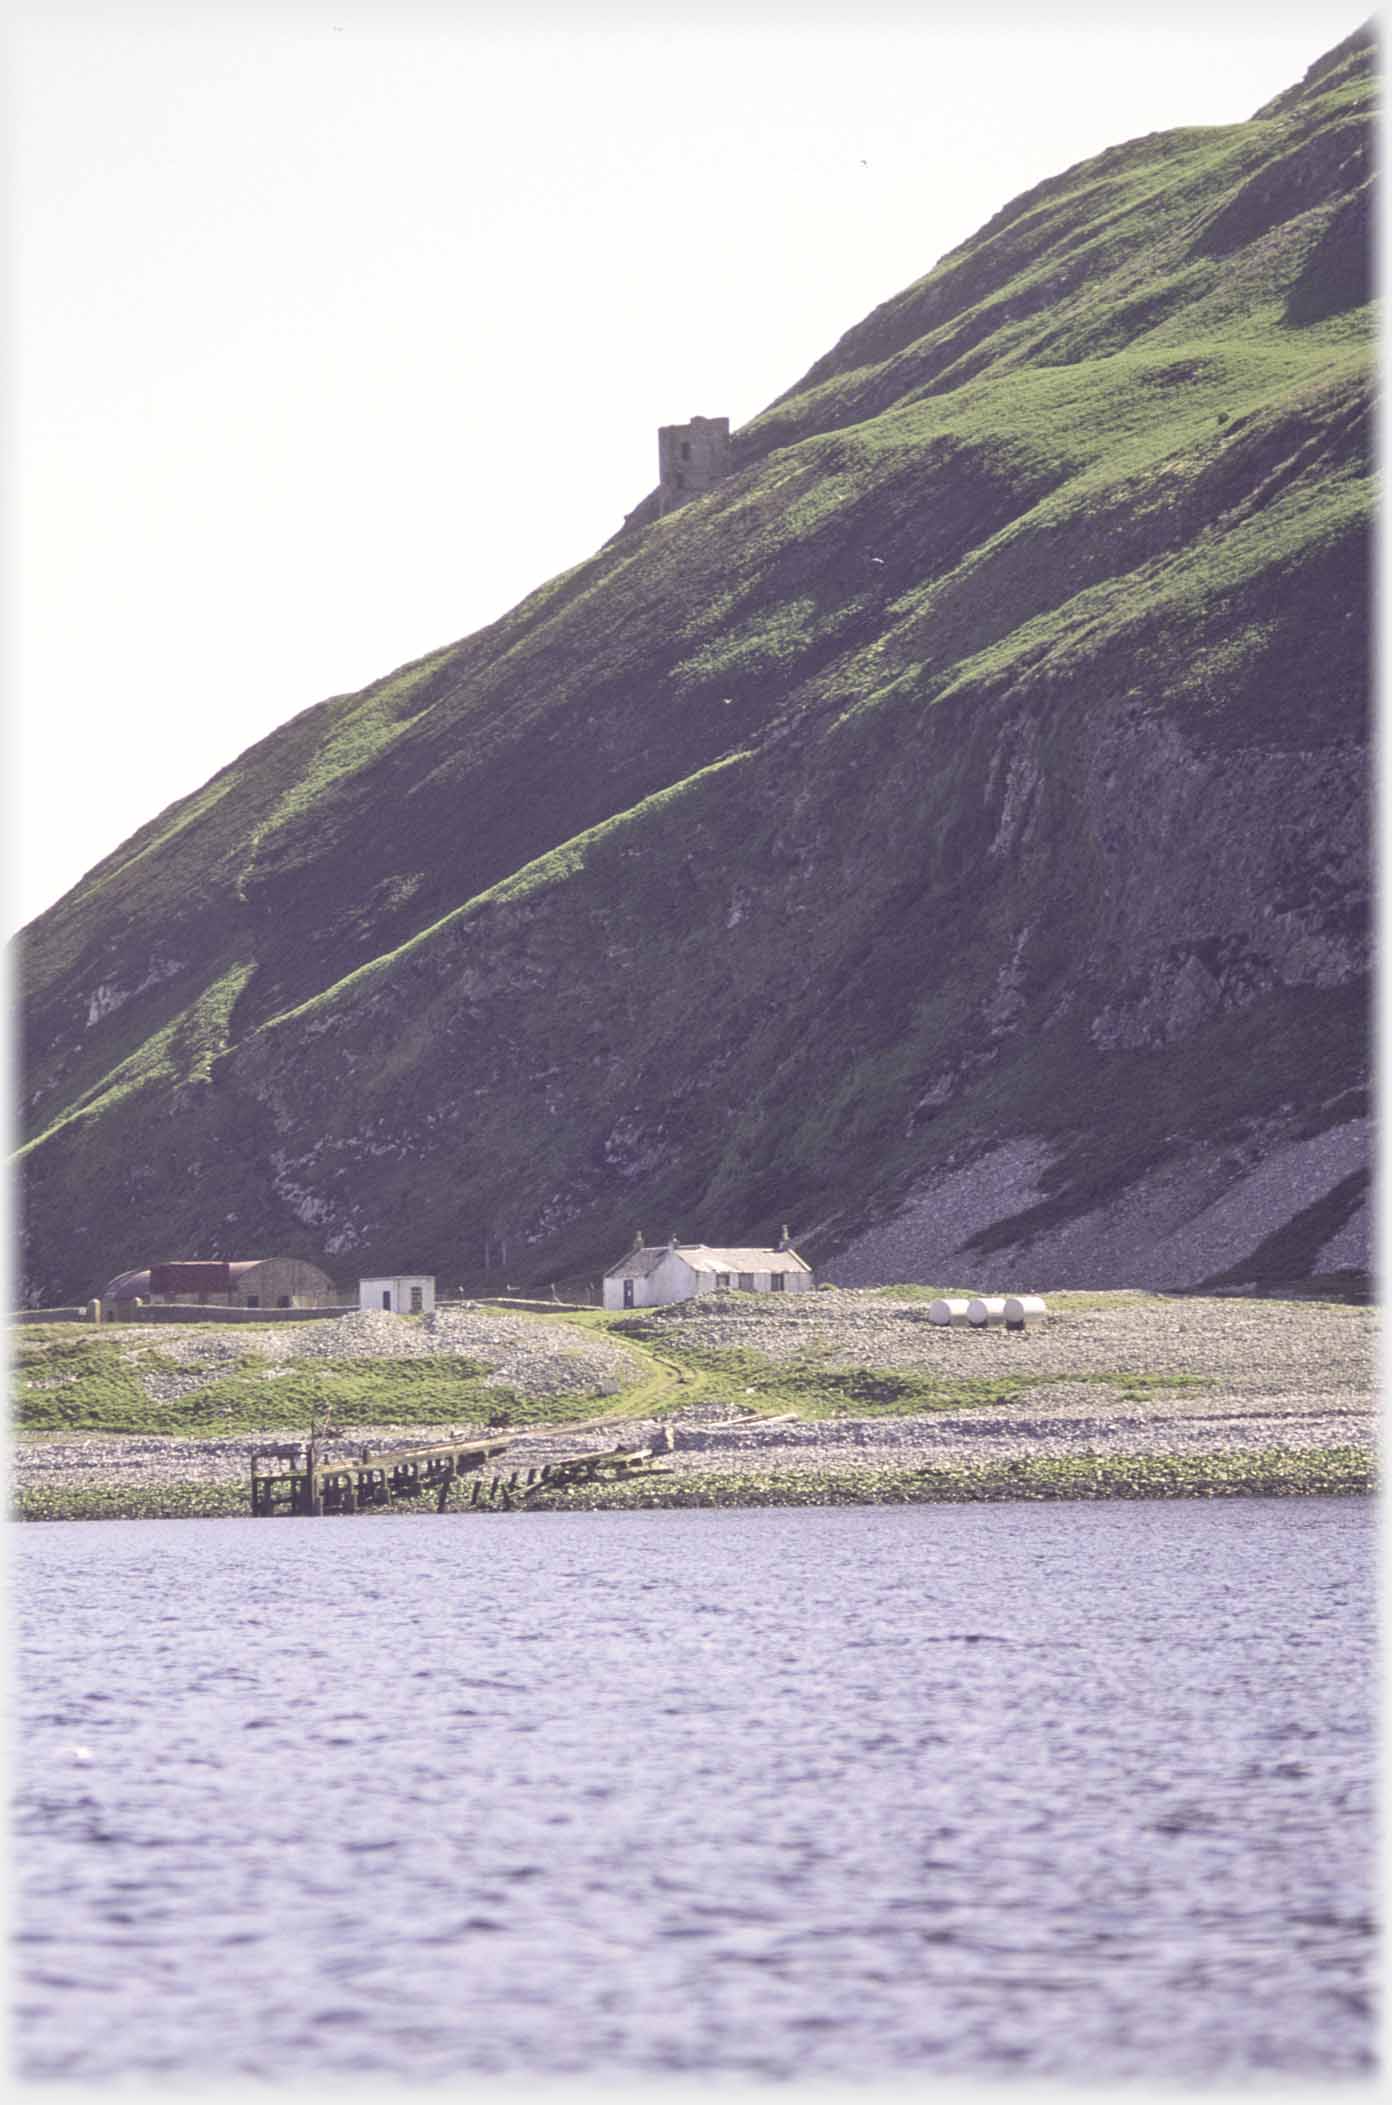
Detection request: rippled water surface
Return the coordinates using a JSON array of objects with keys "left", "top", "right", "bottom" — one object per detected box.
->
[{"left": 13, "top": 1498, "right": 1376, "bottom": 2084}]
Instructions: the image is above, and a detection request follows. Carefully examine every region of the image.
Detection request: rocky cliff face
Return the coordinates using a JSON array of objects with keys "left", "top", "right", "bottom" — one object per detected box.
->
[{"left": 16, "top": 27, "right": 1373, "bottom": 1303}]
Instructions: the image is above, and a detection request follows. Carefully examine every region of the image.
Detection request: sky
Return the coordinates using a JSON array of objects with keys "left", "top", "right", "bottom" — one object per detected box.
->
[{"left": 3, "top": 0, "right": 1371, "bottom": 934}]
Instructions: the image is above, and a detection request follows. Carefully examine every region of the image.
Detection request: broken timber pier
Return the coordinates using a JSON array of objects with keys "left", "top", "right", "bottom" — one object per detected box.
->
[{"left": 250, "top": 1426, "right": 676, "bottom": 1517}]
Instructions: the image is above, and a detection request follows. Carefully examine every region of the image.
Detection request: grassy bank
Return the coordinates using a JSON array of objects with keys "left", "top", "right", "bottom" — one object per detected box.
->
[
  {"left": 607, "top": 1327, "right": 1213, "bottom": 1418},
  {"left": 12, "top": 1326, "right": 633, "bottom": 1438},
  {"left": 12, "top": 1302, "right": 1218, "bottom": 1442},
  {"left": 23, "top": 1301, "right": 1185, "bottom": 1438},
  {"left": 13, "top": 1446, "right": 1373, "bottom": 1523}
]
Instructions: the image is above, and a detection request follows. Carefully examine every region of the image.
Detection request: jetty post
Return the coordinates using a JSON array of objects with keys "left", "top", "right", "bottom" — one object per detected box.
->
[{"left": 303, "top": 1433, "right": 321, "bottom": 1516}]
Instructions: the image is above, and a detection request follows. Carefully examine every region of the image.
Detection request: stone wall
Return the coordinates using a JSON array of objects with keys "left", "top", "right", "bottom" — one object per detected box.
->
[
  {"left": 105, "top": 1302, "right": 353, "bottom": 1325},
  {"left": 657, "top": 416, "right": 731, "bottom": 517}
]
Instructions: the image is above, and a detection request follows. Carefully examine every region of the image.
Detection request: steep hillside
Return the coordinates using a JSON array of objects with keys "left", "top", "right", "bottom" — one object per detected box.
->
[{"left": 16, "top": 27, "right": 1374, "bottom": 1304}]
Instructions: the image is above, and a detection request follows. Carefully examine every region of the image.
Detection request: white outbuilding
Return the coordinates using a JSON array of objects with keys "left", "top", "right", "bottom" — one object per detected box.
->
[
  {"left": 358, "top": 1274, "right": 436, "bottom": 1315},
  {"left": 602, "top": 1232, "right": 813, "bottom": 1311}
]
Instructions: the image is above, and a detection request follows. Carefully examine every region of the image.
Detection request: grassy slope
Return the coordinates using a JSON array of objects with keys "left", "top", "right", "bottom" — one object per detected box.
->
[
  {"left": 16, "top": 29, "right": 1374, "bottom": 1303},
  {"left": 13, "top": 1311, "right": 657, "bottom": 1437},
  {"left": 12, "top": 1296, "right": 1186, "bottom": 1437}
]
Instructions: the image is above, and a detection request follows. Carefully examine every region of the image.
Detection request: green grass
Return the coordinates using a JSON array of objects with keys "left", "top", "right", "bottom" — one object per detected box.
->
[
  {"left": 240, "top": 649, "right": 456, "bottom": 871},
  {"left": 671, "top": 595, "right": 824, "bottom": 686},
  {"left": 864, "top": 1283, "right": 976, "bottom": 1301},
  {"left": 605, "top": 1327, "right": 1212, "bottom": 1418},
  {"left": 14, "top": 1330, "right": 156, "bottom": 1429},
  {"left": 638, "top": 1343, "right": 1035, "bottom": 1416},
  {"left": 254, "top": 749, "right": 752, "bottom": 1039},
  {"left": 11, "top": 1330, "right": 622, "bottom": 1437},
  {"left": 18, "top": 960, "right": 255, "bottom": 1158},
  {"left": 929, "top": 456, "right": 1367, "bottom": 708}
]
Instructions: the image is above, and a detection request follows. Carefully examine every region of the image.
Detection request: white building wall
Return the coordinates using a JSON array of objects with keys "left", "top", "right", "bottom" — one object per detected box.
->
[
  {"left": 358, "top": 1275, "right": 436, "bottom": 1314},
  {"left": 602, "top": 1253, "right": 700, "bottom": 1310},
  {"left": 647, "top": 1252, "right": 699, "bottom": 1305},
  {"left": 602, "top": 1252, "right": 813, "bottom": 1308}
]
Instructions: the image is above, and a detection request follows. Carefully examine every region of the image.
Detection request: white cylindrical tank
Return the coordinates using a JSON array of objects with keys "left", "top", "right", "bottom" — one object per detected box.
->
[
  {"left": 1004, "top": 1295, "right": 1048, "bottom": 1328},
  {"left": 967, "top": 1297, "right": 1008, "bottom": 1327},
  {"left": 927, "top": 1297, "right": 971, "bottom": 1326}
]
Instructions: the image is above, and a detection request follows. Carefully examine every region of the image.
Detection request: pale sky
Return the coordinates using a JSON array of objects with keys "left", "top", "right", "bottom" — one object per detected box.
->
[{"left": 4, "top": 0, "right": 1370, "bottom": 934}]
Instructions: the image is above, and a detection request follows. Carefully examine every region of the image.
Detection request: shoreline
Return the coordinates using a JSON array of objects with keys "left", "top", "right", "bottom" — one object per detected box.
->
[
  {"left": 13, "top": 1444, "right": 1374, "bottom": 1522},
  {"left": 15, "top": 1290, "right": 1375, "bottom": 1523}
]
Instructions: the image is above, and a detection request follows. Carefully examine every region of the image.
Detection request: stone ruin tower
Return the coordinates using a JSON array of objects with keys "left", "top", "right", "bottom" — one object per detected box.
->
[{"left": 656, "top": 415, "right": 731, "bottom": 517}]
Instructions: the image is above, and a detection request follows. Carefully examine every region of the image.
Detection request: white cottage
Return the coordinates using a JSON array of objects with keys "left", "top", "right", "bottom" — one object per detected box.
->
[
  {"left": 359, "top": 1274, "right": 436, "bottom": 1315},
  {"left": 602, "top": 1233, "right": 813, "bottom": 1311}
]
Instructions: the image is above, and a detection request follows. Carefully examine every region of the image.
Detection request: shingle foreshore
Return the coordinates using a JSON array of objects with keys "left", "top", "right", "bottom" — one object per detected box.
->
[{"left": 13, "top": 1292, "right": 1376, "bottom": 1511}]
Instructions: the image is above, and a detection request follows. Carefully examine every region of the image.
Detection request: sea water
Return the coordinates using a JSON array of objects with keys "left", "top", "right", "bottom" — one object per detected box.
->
[{"left": 12, "top": 1497, "right": 1376, "bottom": 2083}]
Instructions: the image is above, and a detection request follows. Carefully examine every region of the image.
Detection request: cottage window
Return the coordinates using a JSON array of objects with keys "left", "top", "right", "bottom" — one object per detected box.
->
[
  {"left": 410, "top": 1286, "right": 423, "bottom": 1313},
  {"left": 771, "top": 1273, "right": 786, "bottom": 1292},
  {"left": 277, "top": 1296, "right": 291, "bottom": 1308},
  {"left": 716, "top": 1272, "right": 731, "bottom": 1289},
  {"left": 245, "top": 1296, "right": 259, "bottom": 1308},
  {"left": 382, "top": 1291, "right": 392, "bottom": 1311},
  {"left": 738, "top": 1272, "right": 755, "bottom": 1291}
]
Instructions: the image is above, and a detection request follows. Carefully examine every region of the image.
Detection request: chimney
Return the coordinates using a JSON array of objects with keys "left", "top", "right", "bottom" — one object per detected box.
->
[{"left": 778, "top": 1223, "right": 791, "bottom": 1251}]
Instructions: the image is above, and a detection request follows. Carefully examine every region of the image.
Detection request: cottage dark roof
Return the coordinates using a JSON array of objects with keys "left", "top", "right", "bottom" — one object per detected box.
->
[{"left": 606, "top": 1246, "right": 672, "bottom": 1280}]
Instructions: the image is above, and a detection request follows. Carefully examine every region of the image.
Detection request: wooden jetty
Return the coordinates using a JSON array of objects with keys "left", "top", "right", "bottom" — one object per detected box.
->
[
  {"left": 250, "top": 1425, "right": 675, "bottom": 1517},
  {"left": 487, "top": 1429, "right": 675, "bottom": 1508}
]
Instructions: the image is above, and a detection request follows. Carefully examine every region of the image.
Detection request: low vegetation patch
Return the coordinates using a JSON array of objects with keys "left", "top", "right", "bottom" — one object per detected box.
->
[
  {"left": 14, "top": 1481, "right": 250, "bottom": 1524},
  {"left": 612, "top": 1332, "right": 1028, "bottom": 1415},
  {"left": 12, "top": 1330, "right": 616, "bottom": 1437},
  {"left": 864, "top": 1284, "right": 976, "bottom": 1301},
  {"left": 607, "top": 1331, "right": 1211, "bottom": 1416},
  {"left": 524, "top": 1446, "right": 1374, "bottom": 1512}
]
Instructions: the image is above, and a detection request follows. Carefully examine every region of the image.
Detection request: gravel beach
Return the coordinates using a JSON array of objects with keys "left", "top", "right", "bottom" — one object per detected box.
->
[{"left": 13, "top": 1292, "right": 1375, "bottom": 1512}]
